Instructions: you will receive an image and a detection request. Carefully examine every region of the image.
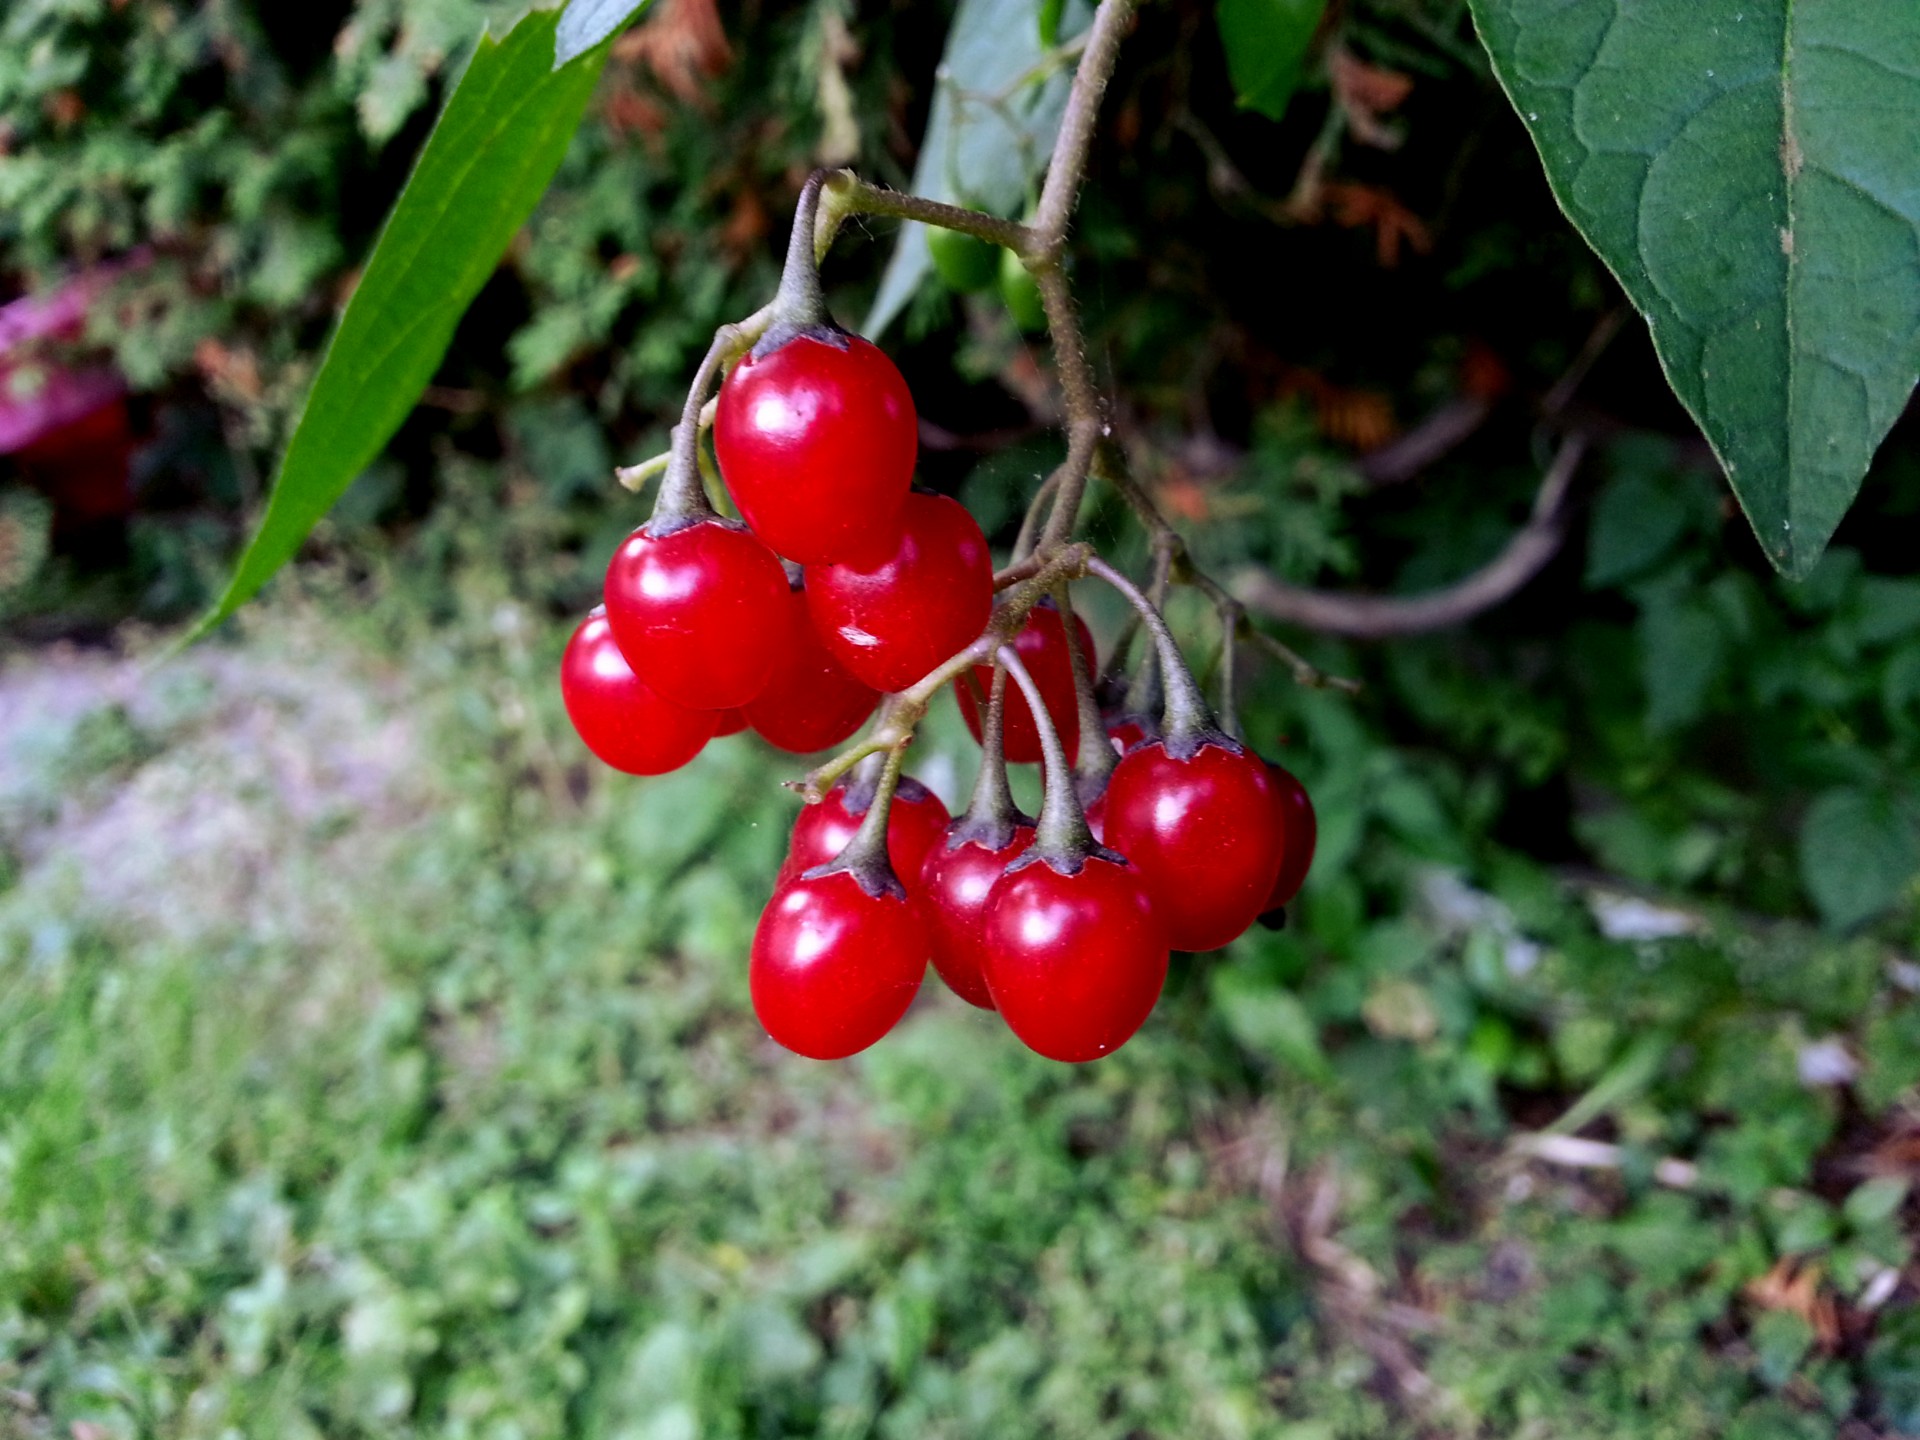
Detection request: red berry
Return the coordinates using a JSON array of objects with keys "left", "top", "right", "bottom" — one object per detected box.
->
[
  {"left": 1107, "top": 715, "right": 1153, "bottom": 756},
  {"left": 782, "top": 776, "right": 951, "bottom": 889},
  {"left": 712, "top": 708, "right": 749, "bottom": 737},
  {"left": 956, "top": 601, "right": 1094, "bottom": 764},
  {"left": 805, "top": 492, "right": 992, "bottom": 693},
  {"left": 918, "top": 823, "right": 1035, "bottom": 1009},
  {"left": 983, "top": 854, "right": 1168, "bottom": 1062},
  {"left": 745, "top": 581, "right": 880, "bottom": 754},
  {"left": 1103, "top": 739, "right": 1285, "bottom": 952},
  {"left": 751, "top": 870, "right": 928, "bottom": 1059},
  {"left": 560, "top": 610, "right": 716, "bottom": 775},
  {"left": 603, "top": 519, "right": 790, "bottom": 710},
  {"left": 1264, "top": 761, "right": 1317, "bottom": 908},
  {"left": 714, "top": 333, "right": 917, "bottom": 565}
]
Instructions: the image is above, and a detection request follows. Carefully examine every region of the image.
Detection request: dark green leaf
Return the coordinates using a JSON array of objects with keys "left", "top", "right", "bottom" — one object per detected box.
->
[
  {"left": 1867, "top": 1306, "right": 1920, "bottom": 1434},
  {"left": 187, "top": 12, "right": 607, "bottom": 643},
  {"left": 556, "top": 0, "right": 658, "bottom": 69},
  {"left": 1798, "top": 786, "right": 1918, "bottom": 930},
  {"left": 1640, "top": 594, "right": 1724, "bottom": 733},
  {"left": 1853, "top": 577, "right": 1920, "bottom": 646},
  {"left": 1215, "top": 0, "right": 1326, "bottom": 122},
  {"left": 1468, "top": 1, "right": 1920, "bottom": 578},
  {"left": 1587, "top": 468, "right": 1691, "bottom": 589}
]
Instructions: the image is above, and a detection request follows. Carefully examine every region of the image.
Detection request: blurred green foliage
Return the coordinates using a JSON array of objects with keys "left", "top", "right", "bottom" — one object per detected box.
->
[
  {"left": 6, "top": 489, "right": 1920, "bottom": 1435},
  {"left": 4, "top": 0, "right": 1920, "bottom": 1433}
]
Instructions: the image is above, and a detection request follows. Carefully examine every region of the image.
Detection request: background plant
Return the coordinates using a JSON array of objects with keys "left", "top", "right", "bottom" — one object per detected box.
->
[{"left": 5, "top": 0, "right": 1920, "bottom": 1435}]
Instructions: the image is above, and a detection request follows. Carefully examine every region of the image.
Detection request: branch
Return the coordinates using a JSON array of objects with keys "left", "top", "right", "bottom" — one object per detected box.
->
[
  {"left": 1231, "top": 434, "right": 1589, "bottom": 640},
  {"left": 1032, "top": 0, "right": 1136, "bottom": 244}
]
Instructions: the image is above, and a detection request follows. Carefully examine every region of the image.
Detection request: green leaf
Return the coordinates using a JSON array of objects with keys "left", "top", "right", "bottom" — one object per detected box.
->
[
  {"left": 1798, "top": 786, "right": 1918, "bottom": 930},
  {"left": 864, "top": 0, "right": 1092, "bottom": 338},
  {"left": 1215, "top": 0, "right": 1326, "bottom": 122},
  {"left": 1211, "top": 967, "right": 1334, "bottom": 1084},
  {"left": 1586, "top": 468, "right": 1690, "bottom": 589},
  {"left": 186, "top": 12, "right": 607, "bottom": 643},
  {"left": 555, "top": 0, "right": 658, "bottom": 69},
  {"left": 1843, "top": 1175, "right": 1909, "bottom": 1230},
  {"left": 1639, "top": 591, "right": 1724, "bottom": 733},
  {"left": 1467, "top": 1, "right": 1920, "bottom": 579},
  {"left": 1038, "top": 0, "right": 1065, "bottom": 49}
]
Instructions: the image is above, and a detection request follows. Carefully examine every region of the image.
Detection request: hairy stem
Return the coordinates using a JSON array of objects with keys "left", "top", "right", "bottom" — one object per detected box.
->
[
  {"left": 1000, "top": 645, "right": 1100, "bottom": 867},
  {"left": 1088, "top": 555, "right": 1222, "bottom": 756}
]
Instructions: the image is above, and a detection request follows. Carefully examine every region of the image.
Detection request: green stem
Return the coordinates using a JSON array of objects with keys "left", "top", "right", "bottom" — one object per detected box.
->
[
  {"left": 1000, "top": 646, "right": 1106, "bottom": 871},
  {"left": 1057, "top": 582, "right": 1114, "bottom": 806},
  {"left": 951, "top": 666, "right": 1031, "bottom": 849},
  {"left": 1088, "top": 556, "right": 1228, "bottom": 759},
  {"left": 1216, "top": 599, "right": 1245, "bottom": 742},
  {"left": 818, "top": 744, "right": 907, "bottom": 899},
  {"left": 816, "top": 171, "right": 1034, "bottom": 258},
  {"left": 758, "top": 170, "right": 835, "bottom": 352}
]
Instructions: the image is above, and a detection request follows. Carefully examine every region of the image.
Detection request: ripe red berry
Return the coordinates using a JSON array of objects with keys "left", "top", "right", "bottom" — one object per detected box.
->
[
  {"left": 1106, "top": 715, "right": 1152, "bottom": 757},
  {"left": 711, "top": 708, "right": 749, "bottom": 737},
  {"left": 603, "top": 519, "right": 791, "bottom": 710},
  {"left": 1264, "top": 761, "right": 1317, "bottom": 908},
  {"left": 783, "top": 775, "right": 951, "bottom": 888},
  {"left": 805, "top": 492, "right": 992, "bottom": 693},
  {"left": 714, "top": 333, "right": 917, "bottom": 565},
  {"left": 745, "top": 581, "right": 880, "bottom": 754},
  {"left": 560, "top": 609, "right": 716, "bottom": 775},
  {"left": 1102, "top": 739, "right": 1286, "bottom": 952},
  {"left": 983, "top": 854, "right": 1168, "bottom": 1062},
  {"left": 918, "top": 823, "right": 1034, "bottom": 1009},
  {"left": 751, "top": 870, "right": 928, "bottom": 1059},
  {"left": 957, "top": 602, "right": 1093, "bottom": 764}
]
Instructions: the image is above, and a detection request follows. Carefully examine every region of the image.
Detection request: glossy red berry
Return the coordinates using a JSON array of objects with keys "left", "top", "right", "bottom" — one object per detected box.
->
[
  {"left": 602, "top": 519, "right": 791, "bottom": 710},
  {"left": 957, "top": 602, "right": 1094, "bottom": 764},
  {"left": 714, "top": 333, "right": 917, "bottom": 565},
  {"left": 1264, "top": 761, "right": 1317, "bottom": 908},
  {"left": 983, "top": 854, "right": 1169, "bottom": 1062},
  {"left": 711, "top": 708, "right": 749, "bottom": 737},
  {"left": 751, "top": 870, "right": 928, "bottom": 1059},
  {"left": 783, "top": 776, "right": 951, "bottom": 888},
  {"left": 1103, "top": 740, "right": 1286, "bottom": 952},
  {"left": 918, "top": 823, "right": 1035, "bottom": 1009},
  {"left": 806, "top": 492, "right": 992, "bottom": 693},
  {"left": 745, "top": 581, "right": 880, "bottom": 754},
  {"left": 560, "top": 610, "right": 716, "bottom": 775},
  {"left": 1106, "top": 715, "right": 1153, "bottom": 757}
]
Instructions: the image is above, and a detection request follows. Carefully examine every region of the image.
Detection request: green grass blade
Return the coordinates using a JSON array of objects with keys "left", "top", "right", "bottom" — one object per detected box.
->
[{"left": 182, "top": 10, "right": 607, "bottom": 645}]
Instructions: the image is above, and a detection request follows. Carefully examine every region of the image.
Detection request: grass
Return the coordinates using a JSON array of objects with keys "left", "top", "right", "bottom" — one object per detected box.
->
[{"left": 3, "top": 551, "right": 1920, "bottom": 1439}]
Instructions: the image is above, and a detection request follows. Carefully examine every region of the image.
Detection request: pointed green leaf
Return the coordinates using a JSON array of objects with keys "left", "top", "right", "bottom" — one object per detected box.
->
[
  {"left": 186, "top": 11, "right": 607, "bottom": 643},
  {"left": 555, "top": 0, "right": 658, "bottom": 69},
  {"left": 1468, "top": 1, "right": 1920, "bottom": 578},
  {"left": 1215, "top": 0, "right": 1326, "bottom": 122}
]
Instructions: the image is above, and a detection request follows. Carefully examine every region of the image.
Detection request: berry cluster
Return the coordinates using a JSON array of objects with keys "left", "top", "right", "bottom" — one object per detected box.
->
[
  {"left": 747, "top": 563, "right": 1316, "bottom": 1066},
  {"left": 560, "top": 324, "right": 946, "bottom": 772},
  {"left": 560, "top": 173, "right": 1318, "bottom": 1065}
]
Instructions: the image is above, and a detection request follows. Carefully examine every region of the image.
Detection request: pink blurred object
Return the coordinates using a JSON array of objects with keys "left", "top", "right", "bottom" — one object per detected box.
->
[
  {"left": 0, "top": 259, "right": 146, "bottom": 536},
  {"left": 0, "top": 268, "right": 128, "bottom": 453}
]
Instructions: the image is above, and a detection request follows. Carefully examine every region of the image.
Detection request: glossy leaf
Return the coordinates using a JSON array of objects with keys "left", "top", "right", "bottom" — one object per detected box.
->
[
  {"left": 189, "top": 11, "right": 607, "bottom": 642},
  {"left": 555, "top": 0, "right": 658, "bottom": 69},
  {"left": 1215, "top": 0, "right": 1326, "bottom": 121},
  {"left": 1469, "top": 1, "right": 1920, "bottom": 578},
  {"left": 864, "top": 0, "right": 1091, "bottom": 338}
]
